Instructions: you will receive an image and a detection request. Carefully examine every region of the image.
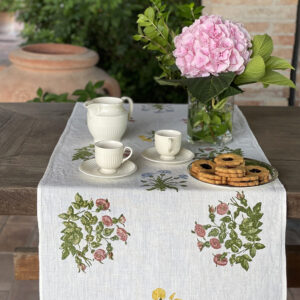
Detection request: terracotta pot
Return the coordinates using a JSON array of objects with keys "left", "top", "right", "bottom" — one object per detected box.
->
[{"left": 0, "top": 43, "right": 121, "bottom": 102}]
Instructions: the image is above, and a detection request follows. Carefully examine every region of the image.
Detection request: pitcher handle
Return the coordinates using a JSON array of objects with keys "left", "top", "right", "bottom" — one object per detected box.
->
[{"left": 121, "top": 96, "right": 134, "bottom": 120}]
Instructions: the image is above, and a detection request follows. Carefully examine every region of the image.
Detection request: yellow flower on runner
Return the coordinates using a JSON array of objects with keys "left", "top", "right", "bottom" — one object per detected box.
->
[
  {"left": 139, "top": 135, "right": 152, "bottom": 142},
  {"left": 152, "top": 288, "right": 166, "bottom": 300},
  {"left": 152, "top": 289, "right": 182, "bottom": 300},
  {"left": 169, "top": 292, "right": 182, "bottom": 300}
]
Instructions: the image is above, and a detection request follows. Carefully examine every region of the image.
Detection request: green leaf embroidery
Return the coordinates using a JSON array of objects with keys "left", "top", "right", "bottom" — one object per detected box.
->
[
  {"left": 208, "top": 228, "right": 219, "bottom": 237},
  {"left": 255, "top": 243, "right": 266, "bottom": 250},
  {"left": 192, "top": 192, "right": 265, "bottom": 271},
  {"left": 250, "top": 247, "right": 256, "bottom": 258},
  {"left": 58, "top": 193, "right": 130, "bottom": 273},
  {"left": 241, "top": 259, "right": 249, "bottom": 271},
  {"left": 195, "top": 146, "right": 244, "bottom": 160},
  {"left": 62, "top": 249, "right": 70, "bottom": 260},
  {"left": 72, "top": 144, "right": 95, "bottom": 161},
  {"left": 58, "top": 213, "right": 69, "bottom": 220},
  {"left": 141, "top": 171, "right": 187, "bottom": 192}
]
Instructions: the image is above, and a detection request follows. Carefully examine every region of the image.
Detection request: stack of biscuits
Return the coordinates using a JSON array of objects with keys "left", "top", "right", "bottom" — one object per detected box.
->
[{"left": 190, "top": 153, "right": 270, "bottom": 187}]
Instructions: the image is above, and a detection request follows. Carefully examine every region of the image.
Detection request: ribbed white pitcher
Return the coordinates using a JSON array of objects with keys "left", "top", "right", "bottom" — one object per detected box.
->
[{"left": 85, "top": 96, "right": 133, "bottom": 142}]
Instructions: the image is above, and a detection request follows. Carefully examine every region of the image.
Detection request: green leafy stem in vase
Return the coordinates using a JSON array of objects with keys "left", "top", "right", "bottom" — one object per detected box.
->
[
  {"left": 188, "top": 97, "right": 232, "bottom": 143},
  {"left": 192, "top": 191, "right": 265, "bottom": 271},
  {"left": 58, "top": 193, "right": 130, "bottom": 273}
]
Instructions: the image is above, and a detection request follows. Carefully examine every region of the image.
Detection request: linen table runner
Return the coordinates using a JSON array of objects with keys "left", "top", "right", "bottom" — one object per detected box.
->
[{"left": 38, "top": 103, "right": 286, "bottom": 300}]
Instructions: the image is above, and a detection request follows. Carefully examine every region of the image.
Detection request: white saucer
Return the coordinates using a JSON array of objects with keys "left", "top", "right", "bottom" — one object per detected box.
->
[
  {"left": 141, "top": 147, "right": 194, "bottom": 164},
  {"left": 79, "top": 159, "right": 137, "bottom": 179}
]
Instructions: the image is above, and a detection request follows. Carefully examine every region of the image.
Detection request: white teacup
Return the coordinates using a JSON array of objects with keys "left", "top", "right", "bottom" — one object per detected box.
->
[
  {"left": 95, "top": 140, "right": 133, "bottom": 174},
  {"left": 155, "top": 129, "right": 182, "bottom": 161}
]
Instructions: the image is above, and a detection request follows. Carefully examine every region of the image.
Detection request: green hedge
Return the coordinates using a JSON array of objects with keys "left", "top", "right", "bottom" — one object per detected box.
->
[{"left": 11, "top": 0, "right": 196, "bottom": 103}]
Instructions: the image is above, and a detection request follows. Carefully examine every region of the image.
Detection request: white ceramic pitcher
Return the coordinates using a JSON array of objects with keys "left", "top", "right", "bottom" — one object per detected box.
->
[{"left": 85, "top": 96, "right": 133, "bottom": 142}]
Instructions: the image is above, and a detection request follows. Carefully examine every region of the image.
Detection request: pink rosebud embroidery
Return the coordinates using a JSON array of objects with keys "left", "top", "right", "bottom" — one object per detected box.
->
[
  {"left": 117, "top": 227, "right": 128, "bottom": 242},
  {"left": 217, "top": 203, "right": 229, "bottom": 215},
  {"left": 96, "top": 198, "right": 110, "bottom": 210},
  {"left": 102, "top": 215, "right": 113, "bottom": 227},
  {"left": 195, "top": 224, "right": 206, "bottom": 237},
  {"left": 119, "top": 215, "right": 126, "bottom": 225},
  {"left": 94, "top": 249, "right": 107, "bottom": 262},
  {"left": 236, "top": 191, "right": 245, "bottom": 200},
  {"left": 80, "top": 264, "right": 86, "bottom": 272},
  {"left": 209, "top": 205, "right": 216, "bottom": 213},
  {"left": 197, "top": 241, "right": 204, "bottom": 251},
  {"left": 213, "top": 254, "right": 228, "bottom": 266},
  {"left": 210, "top": 238, "right": 221, "bottom": 249}
]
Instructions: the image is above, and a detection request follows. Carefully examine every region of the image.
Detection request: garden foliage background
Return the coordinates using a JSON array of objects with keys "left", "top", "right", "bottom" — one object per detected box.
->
[{"left": 1, "top": 0, "right": 205, "bottom": 103}]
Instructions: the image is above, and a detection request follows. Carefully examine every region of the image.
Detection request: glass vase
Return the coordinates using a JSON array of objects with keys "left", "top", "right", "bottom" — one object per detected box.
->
[{"left": 187, "top": 93, "right": 234, "bottom": 145}]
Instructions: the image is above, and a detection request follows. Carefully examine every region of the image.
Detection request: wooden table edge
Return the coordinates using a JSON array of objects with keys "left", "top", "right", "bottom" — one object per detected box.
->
[{"left": 0, "top": 186, "right": 299, "bottom": 218}]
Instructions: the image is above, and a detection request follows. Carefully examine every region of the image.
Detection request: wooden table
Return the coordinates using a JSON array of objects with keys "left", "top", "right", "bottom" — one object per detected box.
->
[
  {"left": 0, "top": 103, "right": 300, "bottom": 217},
  {"left": 0, "top": 103, "right": 300, "bottom": 285}
]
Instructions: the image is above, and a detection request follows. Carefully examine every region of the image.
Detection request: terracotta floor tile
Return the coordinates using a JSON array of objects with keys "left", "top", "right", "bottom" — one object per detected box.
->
[
  {"left": 8, "top": 281, "right": 38, "bottom": 300},
  {"left": 0, "top": 254, "right": 13, "bottom": 291},
  {"left": 0, "top": 223, "right": 36, "bottom": 252},
  {"left": 0, "top": 292, "right": 9, "bottom": 300}
]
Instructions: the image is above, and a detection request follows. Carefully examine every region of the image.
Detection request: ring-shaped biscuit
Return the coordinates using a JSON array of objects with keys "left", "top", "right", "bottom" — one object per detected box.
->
[
  {"left": 191, "top": 159, "right": 216, "bottom": 174},
  {"left": 227, "top": 180, "right": 259, "bottom": 187},
  {"left": 214, "top": 153, "right": 244, "bottom": 167},
  {"left": 246, "top": 165, "right": 269, "bottom": 180},
  {"left": 227, "top": 174, "right": 259, "bottom": 182},
  {"left": 190, "top": 170, "right": 222, "bottom": 180},
  {"left": 215, "top": 172, "right": 245, "bottom": 178},
  {"left": 215, "top": 165, "right": 245, "bottom": 174}
]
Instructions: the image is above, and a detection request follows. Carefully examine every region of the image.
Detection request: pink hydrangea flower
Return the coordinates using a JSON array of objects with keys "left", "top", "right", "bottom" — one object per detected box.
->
[
  {"left": 210, "top": 238, "right": 221, "bottom": 249},
  {"left": 213, "top": 254, "right": 228, "bottom": 266},
  {"left": 173, "top": 15, "right": 252, "bottom": 78},
  {"left": 195, "top": 224, "right": 206, "bottom": 237},
  {"left": 96, "top": 198, "right": 110, "bottom": 210},
  {"left": 217, "top": 202, "right": 229, "bottom": 215},
  {"left": 117, "top": 227, "right": 128, "bottom": 242},
  {"left": 94, "top": 249, "right": 107, "bottom": 262},
  {"left": 102, "top": 215, "right": 113, "bottom": 227}
]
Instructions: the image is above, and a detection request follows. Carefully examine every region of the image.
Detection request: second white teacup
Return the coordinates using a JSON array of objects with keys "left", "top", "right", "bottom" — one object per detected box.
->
[
  {"left": 95, "top": 140, "right": 133, "bottom": 174},
  {"left": 155, "top": 129, "right": 182, "bottom": 161}
]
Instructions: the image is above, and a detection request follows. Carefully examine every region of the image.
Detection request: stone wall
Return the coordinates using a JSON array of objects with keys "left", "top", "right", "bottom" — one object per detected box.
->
[{"left": 203, "top": 0, "right": 298, "bottom": 106}]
